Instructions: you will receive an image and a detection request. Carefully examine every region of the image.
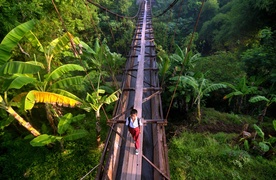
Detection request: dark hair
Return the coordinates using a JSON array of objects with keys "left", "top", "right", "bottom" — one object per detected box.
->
[{"left": 130, "top": 109, "right": 138, "bottom": 115}]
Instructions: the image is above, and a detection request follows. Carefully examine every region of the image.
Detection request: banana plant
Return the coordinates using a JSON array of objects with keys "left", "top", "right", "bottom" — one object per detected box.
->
[
  {"left": 30, "top": 113, "right": 88, "bottom": 147},
  {"left": 83, "top": 38, "right": 125, "bottom": 88},
  {"left": 85, "top": 72, "right": 121, "bottom": 145},
  {"left": 249, "top": 94, "right": 276, "bottom": 124},
  {"left": 14, "top": 32, "right": 85, "bottom": 133},
  {"left": 0, "top": 19, "right": 36, "bottom": 65},
  {"left": 0, "top": 93, "right": 40, "bottom": 136},
  {"left": 0, "top": 19, "right": 44, "bottom": 136},
  {"left": 0, "top": 20, "right": 85, "bottom": 134},
  {"left": 223, "top": 76, "right": 260, "bottom": 113},
  {"left": 171, "top": 73, "right": 226, "bottom": 123}
]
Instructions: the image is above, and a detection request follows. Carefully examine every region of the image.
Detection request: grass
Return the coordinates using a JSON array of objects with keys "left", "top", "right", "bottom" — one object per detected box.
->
[
  {"left": 168, "top": 131, "right": 276, "bottom": 179},
  {"left": 168, "top": 108, "right": 276, "bottom": 180}
]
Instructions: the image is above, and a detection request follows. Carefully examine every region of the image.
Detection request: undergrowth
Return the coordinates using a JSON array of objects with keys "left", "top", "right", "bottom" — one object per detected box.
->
[
  {"left": 168, "top": 131, "right": 276, "bottom": 179},
  {"left": 168, "top": 107, "right": 276, "bottom": 180}
]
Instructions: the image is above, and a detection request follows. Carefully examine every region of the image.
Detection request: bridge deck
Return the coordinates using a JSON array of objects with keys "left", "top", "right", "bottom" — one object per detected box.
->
[{"left": 96, "top": 1, "right": 170, "bottom": 179}]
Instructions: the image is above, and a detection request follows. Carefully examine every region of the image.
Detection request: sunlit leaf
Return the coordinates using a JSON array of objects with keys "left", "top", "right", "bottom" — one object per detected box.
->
[
  {"left": 58, "top": 113, "right": 73, "bottom": 135},
  {"left": 30, "top": 134, "right": 61, "bottom": 146},
  {"left": 0, "top": 61, "right": 42, "bottom": 75},
  {"left": 6, "top": 76, "right": 36, "bottom": 91},
  {"left": 0, "top": 19, "right": 36, "bottom": 65},
  {"left": 46, "top": 64, "right": 84, "bottom": 81},
  {"left": 63, "top": 129, "right": 89, "bottom": 141}
]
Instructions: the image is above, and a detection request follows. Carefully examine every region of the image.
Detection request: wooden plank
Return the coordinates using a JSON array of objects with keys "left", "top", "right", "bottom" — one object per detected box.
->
[
  {"left": 122, "top": 132, "right": 132, "bottom": 179},
  {"left": 105, "top": 124, "right": 123, "bottom": 179}
]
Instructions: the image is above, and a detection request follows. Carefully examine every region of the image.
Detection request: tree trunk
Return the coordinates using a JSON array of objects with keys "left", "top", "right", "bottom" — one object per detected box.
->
[
  {"left": 6, "top": 106, "right": 41, "bottom": 136},
  {"left": 96, "top": 110, "right": 101, "bottom": 146},
  {"left": 197, "top": 98, "right": 201, "bottom": 124},
  {"left": 45, "top": 103, "right": 57, "bottom": 134}
]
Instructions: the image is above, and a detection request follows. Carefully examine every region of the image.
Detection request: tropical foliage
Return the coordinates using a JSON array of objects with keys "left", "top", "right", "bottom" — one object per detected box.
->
[{"left": 0, "top": 0, "right": 276, "bottom": 179}]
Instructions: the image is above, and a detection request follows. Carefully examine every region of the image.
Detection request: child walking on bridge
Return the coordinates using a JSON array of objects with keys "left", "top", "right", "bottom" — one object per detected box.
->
[{"left": 126, "top": 109, "right": 142, "bottom": 155}]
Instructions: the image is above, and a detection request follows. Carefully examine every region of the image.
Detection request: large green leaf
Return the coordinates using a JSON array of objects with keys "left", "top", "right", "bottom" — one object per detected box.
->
[
  {"left": 46, "top": 64, "right": 84, "bottom": 81},
  {"left": 203, "top": 83, "right": 227, "bottom": 94},
  {"left": 47, "top": 32, "right": 80, "bottom": 56},
  {"left": 103, "top": 90, "right": 120, "bottom": 104},
  {"left": 50, "top": 76, "right": 84, "bottom": 89},
  {"left": 0, "top": 20, "right": 36, "bottom": 65},
  {"left": 249, "top": 95, "right": 269, "bottom": 103},
  {"left": 57, "top": 113, "right": 86, "bottom": 135},
  {"left": 25, "top": 31, "right": 44, "bottom": 52},
  {"left": 30, "top": 134, "right": 62, "bottom": 147},
  {"left": 258, "top": 142, "right": 270, "bottom": 152},
  {"left": 24, "top": 91, "right": 36, "bottom": 111},
  {"left": 6, "top": 76, "right": 36, "bottom": 91},
  {"left": 253, "top": 124, "right": 265, "bottom": 140},
  {"left": 80, "top": 41, "right": 95, "bottom": 54},
  {"left": 63, "top": 129, "right": 89, "bottom": 141},
  {"left": 0, "top": 61, "right": 42, "bottom": 75},
  {"left": 58, "top": 113, "right": 73, "bottom": 135}
]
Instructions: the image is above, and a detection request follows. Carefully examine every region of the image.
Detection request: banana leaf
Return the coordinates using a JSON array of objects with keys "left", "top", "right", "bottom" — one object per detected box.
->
[
  {"left": 5, "top": 76, "right": 37, "bottom": 91},
  {"left": 30, "top": 134, "right": 62, "bottom": 147},
  {"left": 24, "top": 90, "right": 82, "bottom": 111},
  {"left": 63, "top": 129, "right": 89, "bottom": 141},
  {"left": 0, "top": 61, "right": 42, "bottom": 75},
  {"left": 50, "top": 76, "right": 84, "bottom": 89},
  {"left": 46, "top": 64, "right": 84, "bottom": 81},
  {"left": 0, "top": 19, "right": 36, "bottom": 65}
]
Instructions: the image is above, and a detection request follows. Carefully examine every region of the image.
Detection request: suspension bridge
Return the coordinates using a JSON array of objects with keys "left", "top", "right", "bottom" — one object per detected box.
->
[{"left": 94, "top": 0, "right": 170, "bottom": 179}]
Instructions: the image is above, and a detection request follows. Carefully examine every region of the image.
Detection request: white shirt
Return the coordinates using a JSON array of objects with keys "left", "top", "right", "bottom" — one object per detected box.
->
[{"left": 125, "top": 117, "right": 142, "bottom": 128}]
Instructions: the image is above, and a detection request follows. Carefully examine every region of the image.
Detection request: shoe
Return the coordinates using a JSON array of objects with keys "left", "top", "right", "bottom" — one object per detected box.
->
[{"left": 135, "top": 149, "right": 139, "bottom": 155}]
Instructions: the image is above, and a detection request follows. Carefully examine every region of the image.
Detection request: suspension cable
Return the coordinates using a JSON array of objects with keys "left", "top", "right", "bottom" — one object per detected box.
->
[
  {"left": 154, "top": 0, "right": 180, "bottom": 17},
  {"left": 165, "top": 0, "right": 205, "bottom": 120},
  {"left": 86, "top": 0, "right": 141, "bottom": 19}
]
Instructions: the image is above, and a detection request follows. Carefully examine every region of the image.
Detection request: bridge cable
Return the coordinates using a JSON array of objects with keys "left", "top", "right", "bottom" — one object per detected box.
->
[
  {"left": 86, "top": 0, "right": 141, "bottom": 19},
  {"left": 165, "top": 0, "right": 205, "bottom": 120},
  {"left": 154, "top": 0, "right": 180, "bottom": 17}
]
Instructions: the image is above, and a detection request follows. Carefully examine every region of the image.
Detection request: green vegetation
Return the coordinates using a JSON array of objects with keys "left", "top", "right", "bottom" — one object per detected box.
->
[
  {"left": 0, "top": 0, "right": 276, "bottom": 179},
  {"left": 169, "top": 130, "right": 276, "bottom": 180}
]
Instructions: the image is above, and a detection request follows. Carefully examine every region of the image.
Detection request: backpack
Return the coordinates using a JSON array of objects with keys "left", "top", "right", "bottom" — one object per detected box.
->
[{"left": 128, "top": 117, "right": 140, "bottom": 127}]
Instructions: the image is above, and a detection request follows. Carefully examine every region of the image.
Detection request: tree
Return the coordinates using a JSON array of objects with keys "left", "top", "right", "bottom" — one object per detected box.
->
[
  {"left": 85, "top": 87, "right": 120, "bottom": 146},
  {"left": 1, "top": 20, "right": 85, "bottom": 134},
  {"left": 249, "top": 94, "right": 276, "bottom": 124},
  {"left": 223, "top": 76, "right": 261, "bottom": 114},
  {"left": 0, "top": 20, "right": 43, "bottom": 136},
  {"left": 171, "top": 74, "right": 226, "bottom": 123}
]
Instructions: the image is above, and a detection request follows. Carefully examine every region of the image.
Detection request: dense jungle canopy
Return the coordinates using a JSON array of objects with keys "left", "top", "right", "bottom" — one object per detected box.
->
[{"left": 0, "top": 0, "right": 275, "bottom": 179}]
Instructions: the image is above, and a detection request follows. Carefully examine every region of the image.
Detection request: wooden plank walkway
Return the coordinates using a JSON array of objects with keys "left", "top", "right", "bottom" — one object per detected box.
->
[
  {"left": 121, "top": 1, "right": 147, "bottom": 179},
  {"left": 95, "top": 1, "right": 170, "bottom": 179}
]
